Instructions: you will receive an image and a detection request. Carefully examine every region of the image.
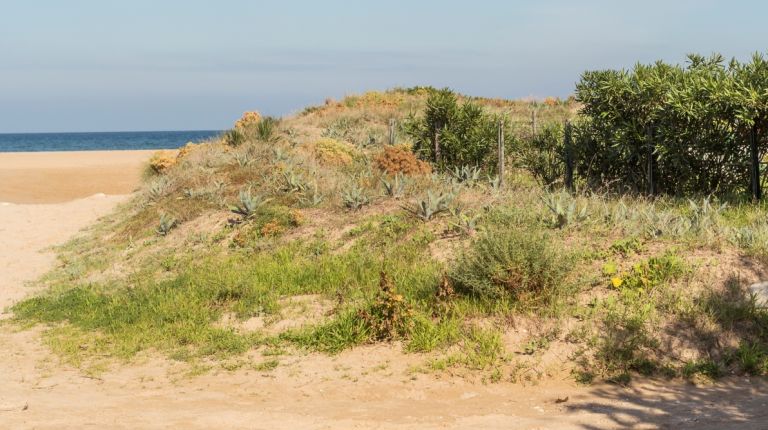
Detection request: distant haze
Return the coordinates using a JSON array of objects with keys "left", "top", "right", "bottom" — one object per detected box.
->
[{"left": 1, "top": 0, "right": 767, "bottom": 133}]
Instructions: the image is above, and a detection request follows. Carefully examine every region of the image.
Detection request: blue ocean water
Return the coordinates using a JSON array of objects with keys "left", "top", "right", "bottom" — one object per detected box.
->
[{"left": 0, "top": 130, "right": 222, "bottom": 152}]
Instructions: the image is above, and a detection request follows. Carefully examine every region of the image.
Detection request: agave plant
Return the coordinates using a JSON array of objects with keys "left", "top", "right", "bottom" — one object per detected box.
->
[
  {"left": 403, "top": 190, "right": 454, "bottom": 221},
  {"left": 281, "top": 170, "right": 308, "bottom": 194},
  {"left": 341, "top": 182, "right": 370, "bottom": 210},
  {"left": 450, "top": 165, "right": 482, "bottom": 185},
  {"left": 381, "top": 173, "right": 407, "bottom": 199},
  {"left": 231, "top": 151, "right": 251, "bottom": 167},
  {"left": 300, "top": 182, "right": 324, "bottom": 207},
  {"left": 146, "top": 177, "right": 173, "bottom": 201},
  {"left": 156, "top": 213, "right": 177, "bottom": 236},
  {"left": 272, "top": 147, "right": 290, "bottom": 162},
  {"left": 687, "top": 197, "right": 727, "bottom": 232},
  {"left": 488, "top": 175, "right": 502, "bottom": 192},
  {"left": 230, "top": 188, "right": 271, "bottom": 219},
  {"left": 541, "top": 192, "right": 588, "bottom": 228}
]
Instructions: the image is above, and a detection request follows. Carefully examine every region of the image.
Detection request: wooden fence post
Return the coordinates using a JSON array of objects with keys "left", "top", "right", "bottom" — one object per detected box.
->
[
  {"left": 564, "top": 120, "right": 574, "bottom": 191},
  {"left": 750, "top": 124, "right": 761, "bottom": 202},
  {"left": 646, "top": 125, "right": 656, "bottom": 196},
  {"left": 434, "top": 127, "right": 441, "bottom": 165},
  {"left": 498, "top": 120, "right": 505, "bottom": 187},
  {"left": 531, "top": 110, "right": 537, "bottom": 137},
  {"left": 388, "top": 119, "right": 396, "bottom": 145}
]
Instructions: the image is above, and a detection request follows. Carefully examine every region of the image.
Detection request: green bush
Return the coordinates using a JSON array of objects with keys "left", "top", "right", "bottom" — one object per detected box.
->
[
  {"left": 404, "top": 88, "right": 512, "bottom": 172},
  {"left": 519, "top": 122, "right": 565, "bottom": 187},
  {"left": 448, "top": 227, "right": 568, "bottom": 302},
  {"left": 574, "top": 53, "right": 768, "bottom": 197}
]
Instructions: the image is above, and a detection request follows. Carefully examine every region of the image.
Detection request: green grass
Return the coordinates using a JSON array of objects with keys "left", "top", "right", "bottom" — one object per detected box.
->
[{"left": 13, "top": 215, "right": 442, "bottom": 362}]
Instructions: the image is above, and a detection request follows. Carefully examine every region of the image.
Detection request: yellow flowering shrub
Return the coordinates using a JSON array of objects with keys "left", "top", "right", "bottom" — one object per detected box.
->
[
  {"left": 234, "top": 111, "right": 262, "bottom": 129},
  {"left": 149, "top": 150, "right": 177, "bottom": 174},
  {"left": 311, "top": 138, "right": 359, "bottom": 166}
]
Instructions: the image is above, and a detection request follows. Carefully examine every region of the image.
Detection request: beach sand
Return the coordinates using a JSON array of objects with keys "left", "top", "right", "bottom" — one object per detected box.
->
[{"left": 0, "top": 150, "right": 155, "bottom": 204}]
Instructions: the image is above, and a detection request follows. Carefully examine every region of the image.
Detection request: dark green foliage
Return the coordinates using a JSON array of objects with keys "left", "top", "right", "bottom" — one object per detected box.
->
[
  {"left": 574, "top": 53, "right": 768, "bottom": 197},
  {"left": 519, "top": 122, "right": 565, "bottom": 188},
  {"left": 449, "top": 226, "right": 568, "bottom": 302},
  {"left": 404, "top": 88, "right": 511, "bottom": 172}
]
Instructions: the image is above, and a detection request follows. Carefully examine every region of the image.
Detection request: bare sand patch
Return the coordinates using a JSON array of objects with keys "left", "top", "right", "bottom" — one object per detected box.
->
[{"left": 0, "top": 150, "right": 155, "bottom": 203}]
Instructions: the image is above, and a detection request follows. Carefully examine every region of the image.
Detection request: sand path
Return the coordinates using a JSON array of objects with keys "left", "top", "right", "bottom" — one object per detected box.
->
[{"left": 1, "top": 178, "right": 767, "bottom": 428}]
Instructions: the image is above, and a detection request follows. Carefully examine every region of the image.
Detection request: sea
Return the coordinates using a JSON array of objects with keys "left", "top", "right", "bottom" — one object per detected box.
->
[{"left": 0, "top": 130, "right": 222, "bottom": 152}]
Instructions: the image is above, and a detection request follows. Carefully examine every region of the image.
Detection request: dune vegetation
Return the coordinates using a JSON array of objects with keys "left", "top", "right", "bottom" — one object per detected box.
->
[{"left": 12, "top": 76, "right": 768, "bottom": 383}]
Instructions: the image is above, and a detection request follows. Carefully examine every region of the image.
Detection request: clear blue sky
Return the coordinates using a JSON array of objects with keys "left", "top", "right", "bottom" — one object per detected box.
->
[{"left": 1, "top": 0, "right": 766, "bottom": 133}]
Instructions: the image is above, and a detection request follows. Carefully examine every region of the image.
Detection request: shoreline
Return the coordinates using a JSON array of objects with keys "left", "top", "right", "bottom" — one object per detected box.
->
[{"left": 0, "top": 149, "right": 158, "bottom": 204}]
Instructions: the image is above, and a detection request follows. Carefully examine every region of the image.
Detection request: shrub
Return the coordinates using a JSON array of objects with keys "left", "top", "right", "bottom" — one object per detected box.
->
[
  {"left": 574, "top": 53, "right": 768, "bottom": 197},
  {"left": 373, "top": 145, "right": 431, "bottom": 175},
  {"left": 519, "top": 122, "right": 565, "bottom": 188},
  {"left": 156, "top": 214, "right": 177, "bottom": 236},
  {"left": 403, "top": 88, "right": 511, "bottom": 172},
  {"left": 449, "top": 227, "right": 567, "bottom": 301},
  {"left": 311, "top": 138, "right": 359, "bottom": 166},
  {"left": 148, "top": 150, "right": 177, "bottom": 174},
  {"left": 234, "top": 111, "right": 262, "bottom": 129}
]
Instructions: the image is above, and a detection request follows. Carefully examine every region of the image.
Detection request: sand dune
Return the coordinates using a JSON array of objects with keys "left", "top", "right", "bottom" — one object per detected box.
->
[
  {"left": 0, "top": 150, "right": 155, "bottom": 204},
  {"left": 1, "top": 150, "right": 768, "bottom": 429}
]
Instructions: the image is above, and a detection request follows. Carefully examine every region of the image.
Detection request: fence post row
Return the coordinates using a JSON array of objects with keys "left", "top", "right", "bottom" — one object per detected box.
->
[
  {"left": 750, "top": 124, "right": 762, "bottom": 202},
  {"left": 564, "top": 120, "right": 574, "bottom": 192},
  {"left": 646, "top": 125, "right": 656, "bottom": 196},
  {"left": 498, "top": 120, "right": 505, "bottom": 187}
]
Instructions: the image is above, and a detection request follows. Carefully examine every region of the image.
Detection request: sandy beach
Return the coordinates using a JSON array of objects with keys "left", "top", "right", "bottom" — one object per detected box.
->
[{"left": 0, "top": 150, "right": 155, "bottom": 204}]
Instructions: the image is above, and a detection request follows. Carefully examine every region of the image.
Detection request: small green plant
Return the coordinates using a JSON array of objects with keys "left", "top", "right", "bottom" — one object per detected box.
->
[
  {"left": 609, "top": 253, "right": 686, "bottom": 291},
  {"left": 541, "top": 192, "right": 588, "bottom": 228},
  {"left": 357, "top": 272, "right": 414, "bottom": 341},
  {"left": 609, "top": 237, "right": 644, "bottom": 256},
  {"left": 156, "top": 214, "right": 177, "bottom": 236},
  {"left": 449, "top": 207, "right": 480, "bottom": 236},
  {"left": 230, "top": 188, "right": 271, "bottom": 219},
  {"left": 403, "top": 190, "right": 453, "bottom": 221},
  {"left": 341, "top": 182, "right": 370, "bottom": 210},
  {"left": 381, "top": 173, "right": 407, "bottom": 199},
  {"left": 223, "top": 128, "right": 246, "bottom": 147},
  {"left": 255, "top": 116, "right": 280, "bottom": 142}
]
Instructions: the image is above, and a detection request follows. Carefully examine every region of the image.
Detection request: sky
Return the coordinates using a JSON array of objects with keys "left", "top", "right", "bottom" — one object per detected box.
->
[{"left": 1, "top": 0, "right": 767, "bottom": 133}]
